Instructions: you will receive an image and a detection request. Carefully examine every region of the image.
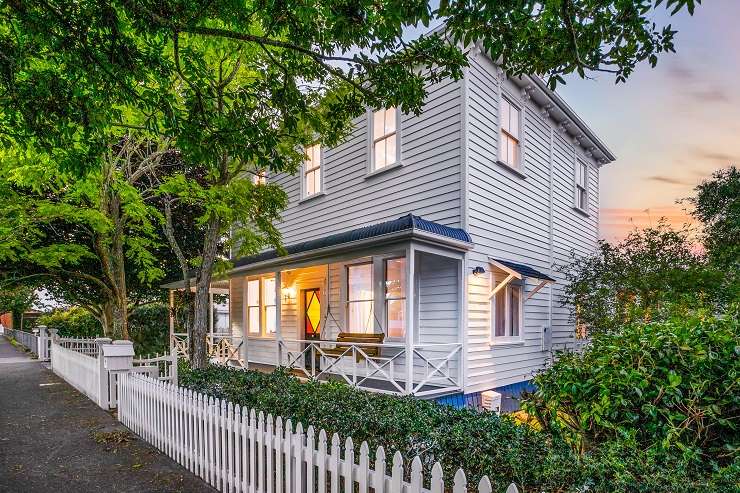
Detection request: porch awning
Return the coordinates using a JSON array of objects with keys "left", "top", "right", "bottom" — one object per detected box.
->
[
  {"left": 230, "top": 214, "right": 472, "bottom": 270},
  {"left": 161, "top": 214, "right": 471, "bottom": 288}
]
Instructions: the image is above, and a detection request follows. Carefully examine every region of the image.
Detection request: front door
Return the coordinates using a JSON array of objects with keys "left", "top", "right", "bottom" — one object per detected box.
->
[{"left": 303, "top": 288, "right": 321, "bottom": 368}]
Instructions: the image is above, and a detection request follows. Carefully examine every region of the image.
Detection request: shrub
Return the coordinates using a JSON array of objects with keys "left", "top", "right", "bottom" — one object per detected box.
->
[
  {"left": 179, "top": 363, "right": 581, "bottom": 492},
  {"left": 37, "top": 303, "right": 170, "bottom": 355},
  {"left": 128, "top": 303, "right": 169, "bottom": 356},
  {"left": 37, "top": 307, "right": 102, "bottom": 338},
  {"left": 522, "top": 308, "right": 740, "bottom": 469}
]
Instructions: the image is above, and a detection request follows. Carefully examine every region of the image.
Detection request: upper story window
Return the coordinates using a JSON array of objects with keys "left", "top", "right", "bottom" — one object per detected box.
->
[
  {"left": 246, "top": 275, "right": 277, "bottom": 337},
  {"left": 575, "top": 160, "right": 588, "bottom": 211},
  {"left": 492, "top": 281, "right": 523, "bottom": 340},
  {"left": 371, "top": 107, "right": 399, "bottom": 171},
  {"left": 253, "top": 170, "right": 267, "bottom": 185},
  {"left": 499, "top": 97, "right": 521, "bottom": 169},
  {"left": 303, "top": 144, "right": 322, "bottom": 197},
  {"left": 384, "top": 258, "right": 406, "bottom": 339},
  {"left": 346, "top": 263, "right": 374, "bottom": 333}
]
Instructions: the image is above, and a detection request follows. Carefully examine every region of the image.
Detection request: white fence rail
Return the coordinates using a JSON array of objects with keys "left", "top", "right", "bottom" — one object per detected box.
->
[
  {"left": 117, "top": 373, "right": 518, "bottom": 493},
  {"left": 133, "top": 348, "right": 178, "bottom": 383},
  {"left": 6, "top": 328, "right": 40, "bottom": 356},
  {"left": 50, "top": 339, "right": 102, "bottom": 405}
]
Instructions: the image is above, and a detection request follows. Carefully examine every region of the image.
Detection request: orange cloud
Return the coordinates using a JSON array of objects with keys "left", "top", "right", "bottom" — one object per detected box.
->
[{"left": 600, "top": 206, "right": 698, "bottom": 243}]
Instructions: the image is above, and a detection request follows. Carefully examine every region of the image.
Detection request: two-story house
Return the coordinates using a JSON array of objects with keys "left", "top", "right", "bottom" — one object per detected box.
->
[{"left": 166, "top": 45, "right": 615, "bottom": 410}]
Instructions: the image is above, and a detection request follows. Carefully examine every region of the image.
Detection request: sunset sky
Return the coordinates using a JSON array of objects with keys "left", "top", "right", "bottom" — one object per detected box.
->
[{"left": 556, "top": 0, "right": 740, "bottom": 242}]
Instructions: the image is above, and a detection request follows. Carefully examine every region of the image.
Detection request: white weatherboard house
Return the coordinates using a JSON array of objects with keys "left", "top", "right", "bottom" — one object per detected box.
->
[{"left": 167, "top": 47, "right": 615, "bottom": 410}]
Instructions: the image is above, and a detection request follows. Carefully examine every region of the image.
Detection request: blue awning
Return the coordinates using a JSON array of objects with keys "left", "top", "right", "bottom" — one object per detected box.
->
[{"left": 490, "top": 258, "right": 555, "bottom": 282}]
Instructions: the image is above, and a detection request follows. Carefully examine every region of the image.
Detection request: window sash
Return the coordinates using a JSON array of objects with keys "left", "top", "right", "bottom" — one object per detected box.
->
[
  {"left": 492, "top": 284, "right": 522, "bottom": 339},
  {"left": 384, "top": 257, "right": 406, "bottom": 338},
  {"left": 304, "top": 145, "right": 321, "bottom": 196},
  {"left": 253, "top": 171, "right": 267, "bottom": 185},
  {"left": 372, "top": 108, "right": 398, "bottom": 170},
  {"left": 246, "top": 279, "right": 261, "bottom": 334}
]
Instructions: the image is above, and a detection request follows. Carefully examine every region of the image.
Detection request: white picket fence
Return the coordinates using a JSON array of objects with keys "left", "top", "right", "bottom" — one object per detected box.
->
[{"left": 117, "top": 373, "right": 519, "bottom": 493}]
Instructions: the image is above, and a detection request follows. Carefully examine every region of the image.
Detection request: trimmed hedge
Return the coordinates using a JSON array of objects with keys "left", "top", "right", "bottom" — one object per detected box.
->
[{"left": 179, "top": 364, "right": 581, "bottom": 492}]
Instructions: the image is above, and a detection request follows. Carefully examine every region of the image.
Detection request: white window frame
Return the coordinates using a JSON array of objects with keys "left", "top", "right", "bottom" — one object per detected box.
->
[
  {"left": 498, "top": 95, "right": 523, "bottom": 171},
  {"left": 384, "top": 257, "right": 407, "bottom": 341},
  {"left": 490, "top": 281, "right": 524, "bottom": 343},
  {"left": 368, "top": 107, "right": 401, "bottom": 174},
  {"left": 345, "top": 261, "right": 375, "bottom": 334},
  {"left": 574, "top": 159, "right": 589, "bottom": 214},
  {"left": 245, "top": 275, "right": 277, "bottom": 338},
  {"left": 301, "top": 144, "right": 324, "bottom": 200}
]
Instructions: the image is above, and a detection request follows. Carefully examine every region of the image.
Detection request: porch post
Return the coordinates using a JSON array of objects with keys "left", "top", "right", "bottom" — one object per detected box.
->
[
  {"left": 242, "top": 277, "right": 249, "bottom": 369},
  {"left": 209, "top": 291, "right": 214, "bottom": 338},
  {"left": 168, "top": 289, "right": 175, "bottom": 348},
  {"left": 275, "top": 270, "right": 282, "bottom": 366},
  {"left": 405, "top": 244, "right": 416, "bottom": 395}
]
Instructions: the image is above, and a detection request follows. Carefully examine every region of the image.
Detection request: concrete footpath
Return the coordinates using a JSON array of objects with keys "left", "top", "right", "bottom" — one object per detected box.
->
[{"left": 0, "top": 336, "right": 215, "bottom": 492}]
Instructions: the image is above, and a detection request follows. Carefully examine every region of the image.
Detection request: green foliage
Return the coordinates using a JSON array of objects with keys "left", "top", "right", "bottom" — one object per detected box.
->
[
  {"left": 179, "top": 364, "right": 580, "bottom": 492},
  {"left": 0, "top": 285, "right": 36, "bottom": 319},
  {"left": 689, "top": 165, "right": 740, "bottom": 293},
  {"left": 127, "top": 303, "right": 170, "bottom": 356},
  {"left": 560, "top": 221, "right": 726, "bottom": 335},
  {"left": 37, "top": 307, "right": 102, "bottom": 338},
  {"left": 523, "top": 310, "right": 740, "bottom": 469},
  {"left": 37, "top": 304, "right": 170, "bottom": 355}
]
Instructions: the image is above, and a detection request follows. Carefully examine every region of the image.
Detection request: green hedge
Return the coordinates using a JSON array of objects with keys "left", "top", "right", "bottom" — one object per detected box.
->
[
  {"left": 523, "top": 309, "right": 740, "bottom": 467},
  {"left": 37, "top": 304, "right": 169, "bottom": 355},
  {"left": 179, "top": 364, "right": 581, "bottom": 492}
]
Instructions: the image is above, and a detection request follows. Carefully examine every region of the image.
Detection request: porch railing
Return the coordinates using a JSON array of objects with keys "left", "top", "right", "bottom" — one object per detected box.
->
[
  {"left": 170, "top": 332, "right": 245, "bottom": 368},
  {"left": 277, "top": 339, "right": 462, "bottom": 397}
]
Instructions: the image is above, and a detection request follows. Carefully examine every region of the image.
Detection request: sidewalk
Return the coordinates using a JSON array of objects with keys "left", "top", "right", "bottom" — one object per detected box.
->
[{"left": 0, "top": 336, "right": 215, "bottom": 492}]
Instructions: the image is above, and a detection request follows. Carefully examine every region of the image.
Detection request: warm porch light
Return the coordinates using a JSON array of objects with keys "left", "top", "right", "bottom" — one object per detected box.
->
[
  {"left": 472, "top": 266, "right": 486, "bottom": 277},
  {"left": 282, "top": 285, "right": 296, "bottom": 303}
]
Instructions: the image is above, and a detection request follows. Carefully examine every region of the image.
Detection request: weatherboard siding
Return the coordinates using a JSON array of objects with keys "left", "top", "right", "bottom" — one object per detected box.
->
[
  {"left": 270, "top": 77, "right": 463, "bottom": 245},
  {"left": 463, "top": 53, "right": 600, "bottom": 393}
]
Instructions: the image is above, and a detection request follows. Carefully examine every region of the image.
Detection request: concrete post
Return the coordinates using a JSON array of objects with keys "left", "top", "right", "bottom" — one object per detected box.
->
[
  {"left": 36, "top": 325, "right": 49, "bottom": 360},
  {"left": 95, "top": 338, "right": 113, "bottom": 409}
]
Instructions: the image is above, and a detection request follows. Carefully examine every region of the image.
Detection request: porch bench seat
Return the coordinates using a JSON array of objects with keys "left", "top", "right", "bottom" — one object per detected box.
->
[{"left": 321, "top": 332, "right": 385, "bottom": 362}]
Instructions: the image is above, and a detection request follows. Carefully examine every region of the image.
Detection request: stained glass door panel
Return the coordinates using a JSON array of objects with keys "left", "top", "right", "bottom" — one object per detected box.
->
[{"left": 304, "top": 289, "right": 321, "bottom": 337}]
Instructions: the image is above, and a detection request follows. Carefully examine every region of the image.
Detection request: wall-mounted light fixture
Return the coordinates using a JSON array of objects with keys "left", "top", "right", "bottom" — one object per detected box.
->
[
  {"left": 281, "top": 286, "right": 296, "bottom": 304},
  {"left": 472, "top": 266, "right": 486, "bottom": 277}
]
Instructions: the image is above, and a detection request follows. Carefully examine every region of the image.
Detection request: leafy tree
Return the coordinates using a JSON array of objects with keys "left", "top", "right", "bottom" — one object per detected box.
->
[
  {"left": 559, "top": 221, "right": 724, "bottom": 335},
  {"left": 0, "top": 285, "right": 35, "bottom": 327},
  {"left": 688, "top": 165, "right": 740, "bottom": 288},
  {"left": 0, "top": 136, "right": 194, "bottom": 339},
  {"left": 0, "top": 0, "right": 702, "bottom": 366}
]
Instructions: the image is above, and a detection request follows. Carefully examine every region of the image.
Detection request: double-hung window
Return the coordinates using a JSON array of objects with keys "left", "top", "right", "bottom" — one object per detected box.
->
[
  {"left": 246, "top": 276, "right": 277, "bottom": 336},
  {"left": 246, "top": 279, "right": 261, "bottom": 335},
  {"left": 372, "top": 107, "right": 398, "bottom": 170},
  {"left": 346, "top": 263, "right": 374, "bottom": 333},
  {"left": 575, "top": 160, "right": 588, "bottom": 211},
  {"left": 499, "top": 98, "right": 521, "bottom": 169},
  {"left": 492, "top": 282, "right": 523, "bottom": 340},
  {"left": 303, "top": 144, "right": 322, "bottom": 197},
  {"left": 384, "top": 258, "right": 406, "bottom": 339}
]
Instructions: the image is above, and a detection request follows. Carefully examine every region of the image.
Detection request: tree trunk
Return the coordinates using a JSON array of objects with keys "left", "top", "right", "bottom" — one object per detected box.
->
[{"left": 190, "top": 214, "right": 221, "bottom": 369}]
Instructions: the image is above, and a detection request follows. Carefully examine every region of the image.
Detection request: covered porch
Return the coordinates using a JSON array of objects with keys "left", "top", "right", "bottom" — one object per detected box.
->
[{"left": 169, "top": 215, "right": 472, "bottom": 398}]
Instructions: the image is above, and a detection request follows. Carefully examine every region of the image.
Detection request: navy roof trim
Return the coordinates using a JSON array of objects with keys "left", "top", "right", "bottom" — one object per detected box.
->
[
  {"left": 232, "top": 214, "right": 471, "bottom": 269},
  {"left": 491, "top": 258, "right": 556, "bottom": 282}
]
